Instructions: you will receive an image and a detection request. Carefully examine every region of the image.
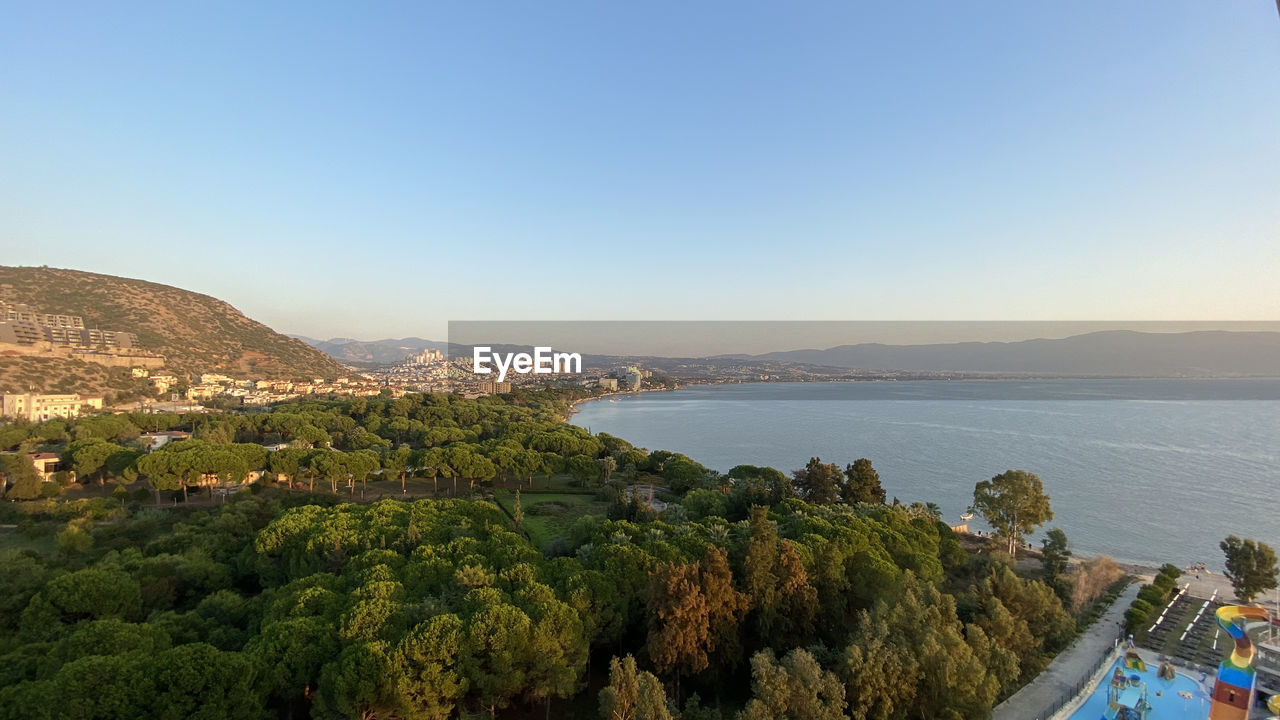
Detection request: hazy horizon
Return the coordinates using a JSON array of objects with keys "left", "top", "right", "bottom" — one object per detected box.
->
[
  {"left": 445, "top": 320, "right": 1280, "bottom": 358},
  {"left": 288, "top": 321, "right": 1280, "bottom": 357}
]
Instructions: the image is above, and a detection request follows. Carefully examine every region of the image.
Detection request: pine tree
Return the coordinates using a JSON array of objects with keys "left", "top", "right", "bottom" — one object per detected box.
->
[
  {"left": 842, "top": 458, "right": 885, "bottom": 505},
  {"left": 744, "top": 507, "right": 780, "bottom": 639},
  {"left": 1, "top": 454, "right": 42, "bottom": 500},
  {"left": 739, "top": 648, "right": 846, "bottom": 720},
  {"left": 700, "top": 546, "right": 750, "bottom": 673},
  {"left": 1040, "top": 528, "right": 1070, "bottom": 580},
  {"left": 792, "top": 457, "right": 842, "bottom": 504},
  {"left": 600, "top": 655, "right": 672, "bottom": 720},
  {"left": 600, "top": 655, "right": 639, "bottom": 720},
  {"left": 774, "top": 540, "right": 818, "bottom": 645},
  {"left": 645, "top": 562, "right": 709, "bottom": 702}
]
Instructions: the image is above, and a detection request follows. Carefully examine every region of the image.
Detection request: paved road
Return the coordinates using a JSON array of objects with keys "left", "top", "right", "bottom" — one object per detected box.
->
[{"left": 991, "top": 582, "right": 1141, "bottom": 720}]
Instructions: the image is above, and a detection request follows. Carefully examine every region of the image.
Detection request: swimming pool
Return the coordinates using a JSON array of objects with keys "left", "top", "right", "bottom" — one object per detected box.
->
[{"left": 1067, "top": 658, "right": 1212, "bottom": 720}]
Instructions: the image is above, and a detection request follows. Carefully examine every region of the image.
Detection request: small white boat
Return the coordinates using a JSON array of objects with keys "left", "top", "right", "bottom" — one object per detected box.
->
[{"left": 960, "top": 512, "right": 974, "bottom": 521}]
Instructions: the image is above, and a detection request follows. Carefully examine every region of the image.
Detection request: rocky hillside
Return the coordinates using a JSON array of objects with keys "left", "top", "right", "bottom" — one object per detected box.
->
[{"left": 0, "top": 266, "right": 347, "bottom": 393}]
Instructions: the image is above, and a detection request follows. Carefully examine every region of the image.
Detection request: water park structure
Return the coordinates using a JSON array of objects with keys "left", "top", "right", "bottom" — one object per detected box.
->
[
  {"left": 1208, "top": 605, "right": 1271, "bottom": 720},
  {"left": 1067, "top": 652, "right": 1209, "bottom": 720},
  {"left": 1107, "top": 664, "right": 1153, "bottom": 720}
]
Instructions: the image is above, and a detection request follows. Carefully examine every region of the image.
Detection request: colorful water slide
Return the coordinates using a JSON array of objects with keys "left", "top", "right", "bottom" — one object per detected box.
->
[{"left": 1209, "top": 605, "right": 1272, "bottom": 720}]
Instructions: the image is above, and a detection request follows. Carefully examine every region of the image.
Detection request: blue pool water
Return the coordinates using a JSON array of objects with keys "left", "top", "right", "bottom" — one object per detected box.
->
[{"left": 1068, "top": 659, "right": 1212, "bottom": 720}]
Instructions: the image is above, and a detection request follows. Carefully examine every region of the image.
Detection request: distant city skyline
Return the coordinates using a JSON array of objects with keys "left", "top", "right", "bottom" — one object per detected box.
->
[{"left": 3, "top": 3, "right": 1279, "bottom": 339}]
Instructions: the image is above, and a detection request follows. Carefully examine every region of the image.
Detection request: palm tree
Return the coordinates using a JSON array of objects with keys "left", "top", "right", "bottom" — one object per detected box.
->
[{"left": 706, "top": 524, "right": 731, "bottom": 546}]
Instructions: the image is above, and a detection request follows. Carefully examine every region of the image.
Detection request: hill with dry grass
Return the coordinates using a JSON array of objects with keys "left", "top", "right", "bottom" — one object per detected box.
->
[{"left": 0, "top": 266, "right": 346, "bottom": 396}]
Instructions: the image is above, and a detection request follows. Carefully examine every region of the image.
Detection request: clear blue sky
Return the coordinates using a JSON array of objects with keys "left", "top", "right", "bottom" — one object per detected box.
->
[{"left": 2, "top": 2, "right": 1278, "bottom": 340}]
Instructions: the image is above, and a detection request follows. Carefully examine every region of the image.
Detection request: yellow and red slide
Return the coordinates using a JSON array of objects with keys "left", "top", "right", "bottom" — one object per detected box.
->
[{"left": 1209, "top": 605, "right": 1271, "bottom": 720}]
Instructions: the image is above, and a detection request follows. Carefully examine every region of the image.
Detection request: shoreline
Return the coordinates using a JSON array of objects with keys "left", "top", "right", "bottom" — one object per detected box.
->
[
  {"left": 565, "top": 384, "right": 691, "bottom": 422},
  {"left": 563, "top": 381, "right": 1253, "bottom": 575},
  {"left": 568, "top": 392, "right": 1192, "bottom": 578}
]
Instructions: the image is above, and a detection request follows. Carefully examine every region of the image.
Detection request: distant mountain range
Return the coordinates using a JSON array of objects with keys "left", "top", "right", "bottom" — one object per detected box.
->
[
  {"left": 296, "top": 330, "right": 1280, "bottom": 378},
  {"left": 717, "top": 330, "right": 1280, "bottom": 377},
  {"left": 0, "top": 266, "right": 347, "bottom": 395},
  {"left": 289, "top": 336, "right": 449, "bottom": 365}
]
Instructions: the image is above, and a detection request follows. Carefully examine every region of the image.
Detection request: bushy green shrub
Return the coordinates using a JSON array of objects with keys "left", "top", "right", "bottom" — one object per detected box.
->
[
  {"left": 1126, "top": 606, "right": 1151, "bottom": 631},
  {"left": 595, "top": 484, "right": 621, "bottom": 505},
  {"left": 1124, "top": 590, "right": 1165, "bottom": 632},
  {"left": 55, "top": 522, "right": 93, "bottom": 555},
  {"left": 1137, "top": 584, "right": 1168, "bottom": 607},
  {"left": 681, "top": 488, "right": 729, "bottom": 520}
]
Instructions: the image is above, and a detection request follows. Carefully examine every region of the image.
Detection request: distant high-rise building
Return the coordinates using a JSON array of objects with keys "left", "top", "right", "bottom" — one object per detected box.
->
[
  {"left": 618, "top": 366, "right": 644, "bottom": 390},
  {"left": 407, "top": 348, "right": 444, "bottom": 365}
]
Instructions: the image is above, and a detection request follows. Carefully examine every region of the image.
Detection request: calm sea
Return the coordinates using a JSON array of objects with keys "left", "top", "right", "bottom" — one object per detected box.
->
[{"left": 571, "top": 379, "right": 1280, "bottom": 569}]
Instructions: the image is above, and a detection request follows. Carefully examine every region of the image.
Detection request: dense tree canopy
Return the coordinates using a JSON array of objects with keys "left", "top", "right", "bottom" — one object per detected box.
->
[{"left": 0, "top": 389, "right": 1099, "bottom": 720}]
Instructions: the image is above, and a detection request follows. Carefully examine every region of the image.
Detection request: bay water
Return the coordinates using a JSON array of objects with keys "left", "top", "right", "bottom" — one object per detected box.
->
[{"left": 571, "top": 379, "right": 1280, "bottom": 569}]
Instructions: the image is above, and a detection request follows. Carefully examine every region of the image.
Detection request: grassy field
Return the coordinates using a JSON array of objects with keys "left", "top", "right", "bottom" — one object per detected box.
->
[
  {"left": 0, "top": 528, "right": 57, "bottom": 555},
  {"left": 493, "top": 490, "right": 610, "bottom": 550},
  {"left": 502, "top": 474, "right": 602, "bottom": 494}
]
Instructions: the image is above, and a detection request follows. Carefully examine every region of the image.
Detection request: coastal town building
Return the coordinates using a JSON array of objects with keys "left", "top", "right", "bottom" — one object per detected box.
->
[
  {"left": 1256, "top": 630, "right": 1280, "bottom": 697},
  {"left": 27, "top": 453, "right": 63, "bottom": 482},
  {"left": 197, "top": 373, "right": 236, "bottom": 385},
  {"left": 3, "top": 303, "right": 84, "bottom": 329},
  {"left": 186, "top": 384, "right": 224, "bottom": 401},
  {"left": 43, "top": 326, "right": 138, "bottom": 349},
  {"left": 0, "top": 321, "right": 44, "bottom": 345},
  {"left": 0, "top": 393, "right": 104, "bottom": 422},
  {"left": 0, "top": 303, "right": 138, "bottom": 349},
  {"left": 140, "top": 431, "right": 191, "bottom": 449}
]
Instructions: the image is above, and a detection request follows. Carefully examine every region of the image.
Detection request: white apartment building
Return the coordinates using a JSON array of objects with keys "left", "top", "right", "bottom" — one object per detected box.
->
[{"left": 0, "top": 393, "right": 104, "bottom": 422}]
